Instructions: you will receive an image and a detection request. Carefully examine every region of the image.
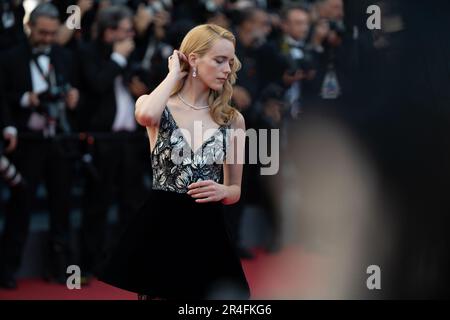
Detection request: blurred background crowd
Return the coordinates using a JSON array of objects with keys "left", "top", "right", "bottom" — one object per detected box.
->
[{"left": 1, "top": 0, "right": 450, "bottom": 299}]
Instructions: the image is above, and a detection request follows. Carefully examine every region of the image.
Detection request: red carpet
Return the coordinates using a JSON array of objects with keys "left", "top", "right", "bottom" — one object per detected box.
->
[{"left": 0, "top": 246, "right": 321, "bottom": 300}]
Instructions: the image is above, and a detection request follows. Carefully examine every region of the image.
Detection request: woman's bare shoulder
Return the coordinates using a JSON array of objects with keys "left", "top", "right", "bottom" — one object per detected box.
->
[{"left": 230, "top": 110, "right": 246, "bottom": 130}]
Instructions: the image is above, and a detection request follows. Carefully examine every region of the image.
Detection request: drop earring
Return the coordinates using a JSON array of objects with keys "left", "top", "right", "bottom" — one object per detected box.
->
[{"left": 192, "top": 67, "right": 197, "bottom": 78}]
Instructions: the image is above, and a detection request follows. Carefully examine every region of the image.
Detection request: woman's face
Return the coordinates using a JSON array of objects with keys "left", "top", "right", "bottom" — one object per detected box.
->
[{"left": 195, "top": 38, "right": 235, "bottom": 91}]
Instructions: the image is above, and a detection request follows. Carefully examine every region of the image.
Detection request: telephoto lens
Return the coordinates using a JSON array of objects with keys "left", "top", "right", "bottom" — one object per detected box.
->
[
  {"left": 0, "top": 155, "right": 23, "bottom": 187},
  {"left": 0, "top": 140, "right": 25, "bottom": 188}
]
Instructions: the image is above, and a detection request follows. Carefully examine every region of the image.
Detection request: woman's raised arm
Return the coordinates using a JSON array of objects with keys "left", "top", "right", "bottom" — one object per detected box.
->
[{"left": 135, "top": 50, "right": 188, "bottom": 127}]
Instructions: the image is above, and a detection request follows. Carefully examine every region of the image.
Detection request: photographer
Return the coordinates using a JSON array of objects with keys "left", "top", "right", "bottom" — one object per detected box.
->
[
  {"left": 132, "top": 0, "right": 174, "bottom": 93},
  {"left": 77, "top": 5, "right": 148, "bottom": 282},
  {"left": 233, "top": 7, "right": 287, "bottom": 116},
  {"left": 0, "top": 3, "right": 79, "bottom": 289},
  {"left": 301, "top": 0, "right": 351, "bottom": 114},
  {"left": 278, "top": 3, "right": 316, "bottom": 119}
]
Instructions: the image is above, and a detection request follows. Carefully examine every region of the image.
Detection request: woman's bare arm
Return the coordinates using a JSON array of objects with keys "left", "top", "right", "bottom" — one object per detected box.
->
[
  {"left": 221, "top": 111, "right": 246, "bottom": 205},
  {"left": 187, "top": 111, "right": 246, "bottom": 205},
  {"left": 135, "top": 50, "right": 187, "bottom": 127}
]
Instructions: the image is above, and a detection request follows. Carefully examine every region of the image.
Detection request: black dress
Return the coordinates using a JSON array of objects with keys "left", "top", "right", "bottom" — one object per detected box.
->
[{"left": 97, "top": 106, "right": 251, "bottom": 300}]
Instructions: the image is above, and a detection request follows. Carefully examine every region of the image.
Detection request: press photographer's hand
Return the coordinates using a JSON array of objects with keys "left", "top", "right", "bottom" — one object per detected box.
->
[
  {"left": 65, "top": 88, "right": 79, "bottom": 110},
  {"left": 154, "top": 10, "right": 170, "bottom": 28},
  {"left": 232, "top": 86, "right": 252, "bottom": 110},
  {"left": 283, "top": 70, "right": 304, "bottom": 86},
  {"left": 129, "top": 76, "right": 149, "bottom": 97},
  {"left": 113, "top": 38, "right": 135, "bottom": 58},
  {"left": 28, "top": 92, "right": 40, "bottom": 108},
  {"left": 77, "top": 0, "right": 94, "bottom": 15},
  {"left": 3, "top": 131, "right": 17, "bottom": 154},
  {"left": 134, "top": 4, "right": 153, "bottom": 35},
  {"left": 312, "top": 19, "right": 330, "bottom": 47}
]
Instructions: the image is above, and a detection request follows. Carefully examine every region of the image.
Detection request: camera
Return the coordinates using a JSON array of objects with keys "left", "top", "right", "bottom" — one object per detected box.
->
[
  {"left": 328, "top": 19, "right": 346, "bottom": 36},
  {"left": 297, "top": 50, "right": 315, "bottom": 72},
  {"left": 36, "top": 83, "right": 72, "bottom": 134},
  {"left": 144, "top": 0, "right": 172, "bottom": 16},
  {"left": 37, "top": 83, "right": 71, "bottom": 109},
  {"left": 202, "top": 0, "right": 222, "bottom": 13},
  {"left": 0, "top": 139, "right": 25, "bottom": 188},
  {"left": 287, "top": 48, "right": 315, "bottom": 76}
]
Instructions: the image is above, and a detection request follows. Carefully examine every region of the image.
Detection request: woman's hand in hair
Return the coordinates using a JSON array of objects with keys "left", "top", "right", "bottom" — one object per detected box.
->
[{"left": 168, "top": 49, "right": 189, "bottom": 81}]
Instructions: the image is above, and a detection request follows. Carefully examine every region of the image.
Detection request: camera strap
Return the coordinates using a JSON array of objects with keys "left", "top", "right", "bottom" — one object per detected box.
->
[
  {"left": 31, "top": 54, "right": 54, "bottom": 89},
  {"left": 31, "top": 54, "right": 60, "bottom": 137}
]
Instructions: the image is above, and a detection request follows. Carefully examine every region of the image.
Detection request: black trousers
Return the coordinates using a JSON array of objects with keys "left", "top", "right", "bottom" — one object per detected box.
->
[
  {"left": 80, "top": 133, "right": 149, "bottom": 274},
  {"left": 0, "top": 137, "right": 73, "bottom": 276}
]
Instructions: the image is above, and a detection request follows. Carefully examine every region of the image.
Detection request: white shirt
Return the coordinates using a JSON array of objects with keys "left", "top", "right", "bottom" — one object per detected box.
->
[
  {"left": 111, "top": 53, "right": 136, "bottom": 132},
  {"left": 20, "top": 55, "right": 50, "bottom": 107},
  {"left": 20, "top": 55, "right": 51, "bottom": 131}
]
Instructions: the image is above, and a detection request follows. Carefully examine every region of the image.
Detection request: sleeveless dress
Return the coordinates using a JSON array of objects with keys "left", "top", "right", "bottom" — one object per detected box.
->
[{"left": 97, "top": 106, "right": 251, "bottom": 300}]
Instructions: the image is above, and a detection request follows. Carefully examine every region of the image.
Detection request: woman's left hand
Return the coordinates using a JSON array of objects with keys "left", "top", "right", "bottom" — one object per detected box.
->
[{"left": 187, "top": 180, "right": 227, "bottom": 203}]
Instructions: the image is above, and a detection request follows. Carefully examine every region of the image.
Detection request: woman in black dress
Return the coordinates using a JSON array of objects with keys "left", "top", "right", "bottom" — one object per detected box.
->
[{"left": 97, "top": 24, "right": 250, "bottom": 300}]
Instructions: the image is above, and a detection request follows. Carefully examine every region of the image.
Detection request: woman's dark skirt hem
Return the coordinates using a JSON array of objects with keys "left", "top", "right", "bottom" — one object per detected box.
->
[{"left": 96, "top": 189, "right": 250, "bottom": 300}]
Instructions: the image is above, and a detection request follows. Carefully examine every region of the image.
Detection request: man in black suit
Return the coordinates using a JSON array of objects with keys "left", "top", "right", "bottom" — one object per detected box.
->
[
  {"left": 277, "top": 3, "right": 316, "bottom": 119},
  {"left": 0, "top": 3, "right": 80, "bottom": 288},
  {"left": 77, "top": 5, "right": 149, "bottom": 281}
]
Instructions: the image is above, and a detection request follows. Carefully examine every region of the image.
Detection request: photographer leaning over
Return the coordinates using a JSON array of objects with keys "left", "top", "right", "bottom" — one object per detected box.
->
[{"left": 0, "top": 3, "right": 79, "bottom": 289}]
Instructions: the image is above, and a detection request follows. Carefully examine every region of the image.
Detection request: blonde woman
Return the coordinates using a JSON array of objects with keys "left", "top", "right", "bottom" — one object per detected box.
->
[{"left": 98, "top": 24, "right": 250, "bottom": 300}]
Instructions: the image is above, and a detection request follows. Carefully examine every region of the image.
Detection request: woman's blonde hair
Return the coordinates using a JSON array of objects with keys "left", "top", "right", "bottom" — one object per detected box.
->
[{"left": 171, "top": 24, "right": 242, "bottom": 126}]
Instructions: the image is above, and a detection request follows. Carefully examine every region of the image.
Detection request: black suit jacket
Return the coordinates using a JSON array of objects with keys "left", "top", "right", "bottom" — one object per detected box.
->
[
  {"left": 78, "top": 40, "right": 142, "bottom": 132},
  {"left": 1, "top": 41, "right": 78, "bottom": 133},
  {"left": 0, "top": 56, "right": 13, "bottom": 130},
  {"left": 234, "top": 37, "right": 288, "bottom": 102}
]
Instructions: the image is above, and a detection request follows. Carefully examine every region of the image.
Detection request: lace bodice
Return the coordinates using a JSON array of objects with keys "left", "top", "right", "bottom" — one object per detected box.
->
[{"left": 151, "top": 106, "right": 230, "bottom": 193}]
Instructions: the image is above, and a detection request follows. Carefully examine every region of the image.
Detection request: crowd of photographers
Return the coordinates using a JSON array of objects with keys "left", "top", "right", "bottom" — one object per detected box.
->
[{"left": 0, "top": 0, "right": 349, "bottom": 289}]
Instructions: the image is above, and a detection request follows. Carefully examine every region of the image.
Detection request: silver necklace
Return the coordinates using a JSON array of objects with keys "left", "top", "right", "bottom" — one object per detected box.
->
[{"left": 177, "top": 93, "right": 210, "bottom": 110}]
